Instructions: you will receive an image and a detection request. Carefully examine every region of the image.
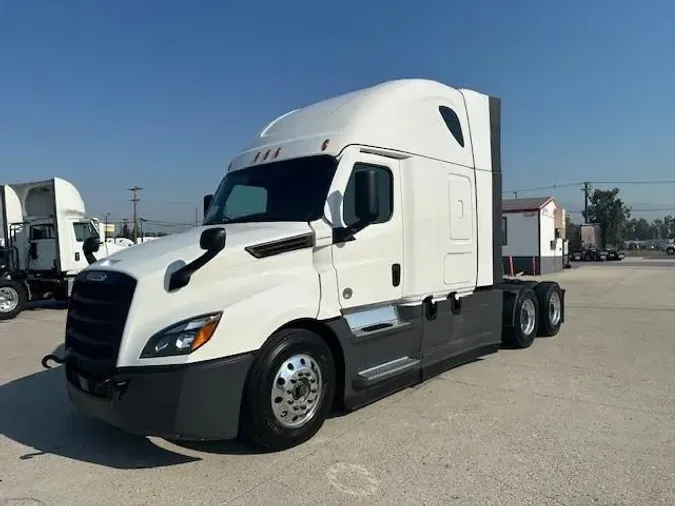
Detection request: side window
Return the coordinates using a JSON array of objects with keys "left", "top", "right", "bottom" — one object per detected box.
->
[
  {"left": 342, "top": 163, "right": 393, "bottom": 227},
  {"left": 438, "top": 106, "right": 465, "bottom": 147},
  {"left": 224, "top": 184, "right": 268, "bottom": 219},
  {"left": 30, "top": 224, "right": 55, "bottom": 240},
  {"left": 73, "top": 222, "right": 97, "bottom": 242},
  {"left": 501, "top": 216, "right": 508, "bottom": 245}
]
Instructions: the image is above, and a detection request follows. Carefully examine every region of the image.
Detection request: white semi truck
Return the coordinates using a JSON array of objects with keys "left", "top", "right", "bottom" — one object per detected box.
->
[
  {"left": 47, "top": 79, "right": 566, "bottom": 451},
  {"left": 0, "top": 178, "right": 128, "bottom": 319}
]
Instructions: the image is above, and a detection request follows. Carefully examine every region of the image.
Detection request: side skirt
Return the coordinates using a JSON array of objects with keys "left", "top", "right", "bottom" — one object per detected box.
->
[
  {"left": 323, "top": 288, "right": 504, "bottom": 412},
  {"left": 423, "top": 342, "right": 500, "bottom": 382}
]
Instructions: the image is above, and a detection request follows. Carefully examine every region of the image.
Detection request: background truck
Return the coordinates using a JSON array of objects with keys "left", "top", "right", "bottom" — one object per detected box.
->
[
  {"left": 50, "top": 79, "right": 566, "bottom": 452},
  {"left": 0, "top": 177, "right": 129, "bottom": 320},
  {"left": 569, "top": 223, "right": 625, "bottom": 262}
]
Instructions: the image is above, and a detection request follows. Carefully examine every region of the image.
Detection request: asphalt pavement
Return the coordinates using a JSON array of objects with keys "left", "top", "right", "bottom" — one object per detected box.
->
[{"left": 1, "top": 264, "right": 674, "bottom": 505}]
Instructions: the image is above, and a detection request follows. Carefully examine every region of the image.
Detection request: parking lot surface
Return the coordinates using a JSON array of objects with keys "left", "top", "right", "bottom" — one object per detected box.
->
[{"left": 1, "top": 264, "right": 674, "bottom": 505}]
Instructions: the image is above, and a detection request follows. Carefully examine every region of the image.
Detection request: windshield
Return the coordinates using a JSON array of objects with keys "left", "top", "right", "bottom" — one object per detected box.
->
[{"left": 203, "top": 155, "right": 338, "bottom": 225}]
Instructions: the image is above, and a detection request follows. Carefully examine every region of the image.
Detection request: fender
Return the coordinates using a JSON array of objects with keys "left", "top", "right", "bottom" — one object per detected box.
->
[{"left": 193, "top": 278, "right": 322, "bottom": 361}]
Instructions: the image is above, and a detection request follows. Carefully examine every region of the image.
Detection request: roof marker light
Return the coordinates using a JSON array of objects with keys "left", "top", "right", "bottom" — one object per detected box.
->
[
  {"left": 321, "top": 139, "right": 330, "bottom": 151},
  {"left": 263, "top": 149, "right": 270, "bottom": 161},
  {"left": 254, "top": 152, "right": 260, "bottom": 162},
  {"left": 274, "top": 147, "right": 281, "bottom": 158}
]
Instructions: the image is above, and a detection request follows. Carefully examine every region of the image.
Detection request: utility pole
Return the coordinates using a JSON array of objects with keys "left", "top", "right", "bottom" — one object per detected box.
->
[
  {"left": 582, "top": 182, "right": 590, "bottom": 223},
  {"left": 104, "top": 212, "right": 110, "bottom": 241},
  {"left": 129, "top": 186, "right": 142, "bottom": 243}
]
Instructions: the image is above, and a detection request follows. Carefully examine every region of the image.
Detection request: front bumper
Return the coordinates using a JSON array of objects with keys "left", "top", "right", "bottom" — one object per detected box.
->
[{"left": 66, "top": 352, "right": 255, "bottom": 440}]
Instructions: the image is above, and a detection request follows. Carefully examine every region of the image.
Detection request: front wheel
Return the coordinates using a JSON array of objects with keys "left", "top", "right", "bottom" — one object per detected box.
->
[
  {"left": 667, "top": 247, "right": 675, "bottom": 256},
  {"left": 0, "top": 279, "right": 28, "bottom": 321},
  {"left": 239, "top": 328, "right": 336, "bottom": 451}
]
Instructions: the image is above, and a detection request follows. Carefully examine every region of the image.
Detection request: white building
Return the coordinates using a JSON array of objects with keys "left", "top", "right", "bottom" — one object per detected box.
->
[{"left": 502, "top": 197, "right": 565, "bottom": 275}]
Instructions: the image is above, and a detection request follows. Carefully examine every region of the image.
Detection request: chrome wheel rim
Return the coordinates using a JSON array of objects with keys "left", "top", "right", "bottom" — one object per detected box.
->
[
  {"left": 0, "top": 287, "right": 19, "bottom": 313},
  {"left": 520, "top": 299, "right": 536, "bottom": 336},
  {"left": 271, "top": 353, "right": 323, "bottom": 428},
  {"left": 549, "top": 291, "right": 561, "bottom": 326}
]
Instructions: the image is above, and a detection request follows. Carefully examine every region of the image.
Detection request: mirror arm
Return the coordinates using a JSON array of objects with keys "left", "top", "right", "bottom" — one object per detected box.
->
[
  {"left": 84, "top": 250, "right": 98, "bottom": 265},
  {"left": 83, "top": 238, "right": 102, "bottom": 265},
  {"left": 332, "top": 220, "right": 370, "bottom": 244},
  {"left": 168, "top": 250, "right": 219, "bottom": 291}
]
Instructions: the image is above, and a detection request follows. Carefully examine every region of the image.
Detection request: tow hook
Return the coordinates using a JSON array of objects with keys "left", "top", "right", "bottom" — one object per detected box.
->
[{"left": 41, "top": 352, "right": 68, "bottom": 369}]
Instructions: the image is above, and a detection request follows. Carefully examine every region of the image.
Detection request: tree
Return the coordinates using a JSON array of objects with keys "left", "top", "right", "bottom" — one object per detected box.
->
[
  {"left": 653, "top": 219, "right": 664, "bottom": 240},
  {"left": 619, "top": 214, "right": 675, "bottom": 242},
  {"left": 565, "top": 214, "right": 581, "bottom": 248},
  {"left": 121, "top": 222, "right": 132, "bottom": 240},
  {"left": 663, "top": 215, "right": 675, "bottom": 239},
  {"left": 582, "top": 187, "right": 631, "bottom": 247},
  {"left": 632, "top": 218, "right": 652, "bottom": 241}
]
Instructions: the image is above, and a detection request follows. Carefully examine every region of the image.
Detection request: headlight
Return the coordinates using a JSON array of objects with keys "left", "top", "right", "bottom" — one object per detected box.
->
[{"left": 139, "top": 312, "right": 222, "bottom": 359}]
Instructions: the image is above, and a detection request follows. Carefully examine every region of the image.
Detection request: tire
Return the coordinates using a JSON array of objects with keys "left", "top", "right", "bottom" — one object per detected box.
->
[
  {"left": 502, "top": 287, "right": 539, "bottom": 349},
  {"left": 667, "top": 247, "right": 675, "bottom": 256},
  {"left": 239, "top": 327, "right": 336, "bottom": 451},
  {"left": 534, "top": 282, "right": 563, "bottom": 337},
  {"left": 0, "top": 279, "right": 28, "bottom": 321},
  {"left": 53, "top": 281, "right": 69, "bottom": 302}
]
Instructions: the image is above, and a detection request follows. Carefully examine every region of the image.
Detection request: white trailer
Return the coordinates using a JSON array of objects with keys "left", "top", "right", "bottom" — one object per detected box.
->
[
  {"left": 0, "top": 177, "right": 128, "bottom": 319},
  {"left": 48, "top": 79, "right": 566, "bottom": 451}
]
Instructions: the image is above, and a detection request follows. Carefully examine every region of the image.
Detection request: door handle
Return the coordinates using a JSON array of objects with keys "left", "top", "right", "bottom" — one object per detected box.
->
[{"left": 391, "top": 263, "right": 401, "bottom": 287}]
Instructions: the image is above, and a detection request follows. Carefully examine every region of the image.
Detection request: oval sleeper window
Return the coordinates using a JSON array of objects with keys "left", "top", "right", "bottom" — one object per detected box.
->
[{"left": 438, "top": 106, "right": 465, "bottom": 147}]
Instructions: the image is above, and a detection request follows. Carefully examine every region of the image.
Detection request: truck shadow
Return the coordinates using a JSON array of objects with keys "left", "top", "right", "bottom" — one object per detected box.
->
[
  {"left": 26, "top": 300, "right": 68, "bottom": 311},
  {"left": 0, "top": 350, "right": 200, "bottom": 469},
  {"left": 0, "top": 346, "right": 274, "bottom": 466},
  {"left": 1, "top": 348, "right": 488, "bottom": 463}
]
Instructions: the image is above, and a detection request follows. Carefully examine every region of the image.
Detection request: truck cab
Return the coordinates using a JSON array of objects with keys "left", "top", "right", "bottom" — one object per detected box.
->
[
  {"left": 0, "top": 178, "right": 127, "bottom": 319},
  {"left": 58, "top": 79, "right": 565, "bottom": 451},
  {"left": 24, "top": 216, "right": 118, "bottom": 273}
]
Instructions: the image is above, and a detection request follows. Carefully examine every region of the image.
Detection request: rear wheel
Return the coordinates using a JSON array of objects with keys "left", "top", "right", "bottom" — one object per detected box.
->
[
  {"left": 534, "top": 282, "right": 563, "bottom": 337},
  {"left": 239, "top": 328, "right": 336, "bottom": 451},
  {"left": 667, "top": 246, "right": 675, "bottom": 256},
  {"left": 0, "top": 279, "right": 28, "bottom": 321},
  {"left": 503, "top": 287, "right": 539, "bottom": 349}
]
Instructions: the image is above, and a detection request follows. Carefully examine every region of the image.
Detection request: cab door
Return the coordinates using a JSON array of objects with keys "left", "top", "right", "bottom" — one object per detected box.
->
[
  {"left": 330, "top": 151, "right": 404, "bottom": 310},
  {"left": 69, "top": 220, "right": 101, "bottom": 271},
  {"left": 28, "top": 223, "right": 57, "bottom": 271}
]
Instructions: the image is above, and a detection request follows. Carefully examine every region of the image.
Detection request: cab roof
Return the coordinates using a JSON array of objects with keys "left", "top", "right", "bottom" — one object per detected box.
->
[{"left": 229, "top": 79, "right": 495, "bottom": 172}]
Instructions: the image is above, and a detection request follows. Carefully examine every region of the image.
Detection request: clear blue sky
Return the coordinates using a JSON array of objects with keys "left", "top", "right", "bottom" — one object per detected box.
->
[{"left": 2, "top": 0, "right": 674, "bottom": 227}]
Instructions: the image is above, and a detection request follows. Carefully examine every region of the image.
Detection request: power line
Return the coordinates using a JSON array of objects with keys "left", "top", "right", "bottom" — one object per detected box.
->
[
  {"left": 567, "top": 208, "right": 675, "bottom": 214},
  {"left": 141, "top": 218, "right": 194, "bottom": 227},
  {"left": 503, "top": 182, "right": 584, "bottom": 195},
  {"left": 504, "top": 179, "right": 675, "bottom": 195},
  {"left": 589, "top": 180, "right": 675, "bottom": 185}
]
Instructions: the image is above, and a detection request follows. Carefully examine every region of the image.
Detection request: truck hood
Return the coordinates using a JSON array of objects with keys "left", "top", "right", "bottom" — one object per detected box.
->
[{"left": 90, "top": 221, "right": 314, "bottom": 279}]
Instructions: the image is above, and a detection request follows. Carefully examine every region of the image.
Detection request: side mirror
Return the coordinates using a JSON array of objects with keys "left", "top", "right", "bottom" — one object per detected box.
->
[
  {"left": 169, "top": 227, "right": 226, "bottom": 291},
  {"left": 200, "top": 227, "right": 226, "bottom": 252},
  {"left": 83, "top": 236, "right": 101, "bottom": 254},
  {"left": 354, "top": 168, "right": 379, "bottom": 224},
  {"left": 83, "top": 236, "right": 101, "bottom": 265},
  {"left": 203, "top": 194, "right": 213, "bottom": 218}
]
